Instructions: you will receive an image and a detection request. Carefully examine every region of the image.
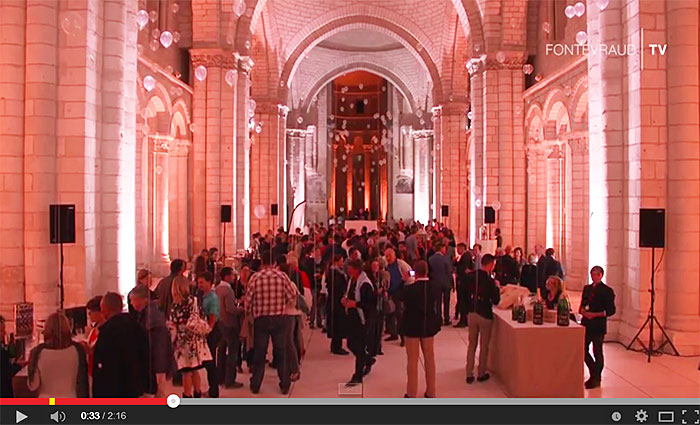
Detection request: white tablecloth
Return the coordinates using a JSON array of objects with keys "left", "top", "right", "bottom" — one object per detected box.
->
[
  {"left": 344, "top": 220, "right": 378, "bottom": 233},
  {"left": 488, "top": 307, "right": 585, "bottom": 397}
]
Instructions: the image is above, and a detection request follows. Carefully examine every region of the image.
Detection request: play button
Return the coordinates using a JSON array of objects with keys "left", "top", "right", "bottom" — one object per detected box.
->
[{"left": 16, "top": 410, "right": 28, "bottom": 423}]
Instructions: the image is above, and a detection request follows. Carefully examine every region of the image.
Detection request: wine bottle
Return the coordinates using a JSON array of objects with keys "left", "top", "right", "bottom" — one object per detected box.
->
[
  {"left": 516, "top": 296, "right": 527, "bottom": 323},
  {"left": 511, "top": 302, "right": 518, "bottom": 321},
  {"left": 557, "top": 297, "right": 570, "bottom": 326},
  {"left": 533, "top": 298, "right": 544, "bottom": 325}
]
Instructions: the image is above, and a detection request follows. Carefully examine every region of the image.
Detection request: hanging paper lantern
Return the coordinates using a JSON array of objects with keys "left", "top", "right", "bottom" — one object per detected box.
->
[
  {"left": 143, "top": 75, "right": 156, "bottom": 92},
  {"left": 194, "top": 65, "right": 207, "bottom": 81},
  {"left": 565, "top": 5, "right": 576, "bottom": 19},
  {"left": 136, "top": 10, "right": 149, "bottom": 30},
  {"left": 159, "top": 31, "right": 173, "bottom": 48}
]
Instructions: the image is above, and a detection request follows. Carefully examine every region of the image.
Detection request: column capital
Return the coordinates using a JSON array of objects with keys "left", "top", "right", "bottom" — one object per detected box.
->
[
  {"left": 567, "top": 136, "right": 588, "bottom": 154},
  {"left": 467, "top": 51, "right": 528, "bottom": 74},
  {"left": 411, "top": 129, "right": 434, "bottom": 140},
  {"left": 234, "top": 53, "right": 254, "bottom": 75},
  {"left": 190, "top": 49, "right": 237, "bottom": 68},
  {"left": 151, "top": 134, "right": 173, "bottom": 153},
  {"left": 170, "top": 139, "right": 191, "bottom": 157}
]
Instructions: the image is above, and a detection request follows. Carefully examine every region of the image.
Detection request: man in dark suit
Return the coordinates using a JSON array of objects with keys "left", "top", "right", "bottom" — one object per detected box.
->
[
  {"left": 428, "top": 240, "right": 454, "bottom": 325},
  {"left": 92, "top": 292, "right": 148, "bottom": 398},
  {"left": 453, "top": 243, "right": 473, "bottom": 327},
  {"left": 154, "top": 259, "right": 187, "bottom": 318}
]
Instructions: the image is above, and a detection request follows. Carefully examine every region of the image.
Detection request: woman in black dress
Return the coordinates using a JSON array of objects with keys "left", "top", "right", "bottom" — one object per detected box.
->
[
  {"left": 396, "top": 260, "right": 442, "bottom": 398},
  {"left": 325, "top": 254, "right": 349, "bottom": 355}
]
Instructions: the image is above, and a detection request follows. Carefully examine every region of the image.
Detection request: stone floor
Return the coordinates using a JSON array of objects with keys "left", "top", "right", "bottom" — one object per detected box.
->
[{"left": 172, "top": 292, "right": 700, "bottom": 399}]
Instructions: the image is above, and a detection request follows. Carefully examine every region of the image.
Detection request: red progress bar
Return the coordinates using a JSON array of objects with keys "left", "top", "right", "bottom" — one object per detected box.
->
[
  {"left": 58, "top": 398, "right": 167, "bottom": 405},
  {"left": 0, "top": 398, "right": 166, "bottom": 406},
  {"left": 0, "top": 398, "right": 49, "bottom": 405}
]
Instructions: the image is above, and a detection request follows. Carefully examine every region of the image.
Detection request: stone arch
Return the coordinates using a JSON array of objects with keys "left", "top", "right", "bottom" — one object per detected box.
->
[
  {"left": 170, "top": 99, "right": 191, "bottom": 138},
  {"left": 301, "top": 63, "right": 418, "bottom": 113},
  {"left": 570, "top": 76, "right": 588, "bottom": 132},
  {"left": 525, "top": 102, "right": 545, "bottom": 143},
  {"left": 239, "top": 0, "right": 486, "bottom": 57},
  {"left": 543, "top": 89, "right": 571, "bottom": 139},
  {"left": 143, "top": 81, "right": 173, "bottom": 134},
  {"left": 278, "top": 16, "right": 444, "bottom": 103}
]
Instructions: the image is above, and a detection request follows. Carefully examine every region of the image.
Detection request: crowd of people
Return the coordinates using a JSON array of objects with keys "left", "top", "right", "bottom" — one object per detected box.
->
[{"left": 0, "top": 219, "right": 616, "bottom": 398}]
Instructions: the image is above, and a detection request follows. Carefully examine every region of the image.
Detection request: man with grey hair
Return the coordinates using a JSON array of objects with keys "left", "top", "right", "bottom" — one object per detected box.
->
[{"left": 93, "top": 292, "right": 148, "bottom": 397}]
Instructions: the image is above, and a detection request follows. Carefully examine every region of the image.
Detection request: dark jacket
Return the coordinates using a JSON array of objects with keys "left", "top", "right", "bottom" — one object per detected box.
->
[
  {"left": 397, "top": 278, "right": 442, "bottom": 338},
  {"left": 1, "top": 345, "right": 21, "bottom": 397},
  {"left": 581, "top": 282, "right": 616, "bottom": 335},
  {"left": 325, "top": 266, "right": 348, "bottom": 339},
  {"left": 463, "top": 270, "right": 501, "bottom": 320},
  {"left": 455, "top": 253, "right": 474, "bottom": 280},
  {"left": 496, "top": 254, "right": 520, "bottom": 285},
  {"left": 428, "top": 252, "right": 454, "bottom": 290},
  {"left": 155, "top": 274, "right": 178, "bottom": 318},
  {"left": 92, "top": 313, "right": 148, "bottom": 398},
  {"left": 520, "top": 264, "right": 538, "bottom": 293}
]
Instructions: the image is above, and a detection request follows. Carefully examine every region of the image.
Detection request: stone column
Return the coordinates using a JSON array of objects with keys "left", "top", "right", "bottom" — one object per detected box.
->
[
  {"left": 663, "top": 0, "right": 700, "bottom": 354},
  {"left": 566, "top": 136, "right": 590, "bottom": 290},
  {"left": 438, "top": 103, "right": 470, "bottom": 243},
  {"left": 168, "top": 140, "right": 190, "bottom": 261},
  {"left": 233, "top": 54, "right": 252, "bottom": 249},
  {"left": 468, "top": 53, "right": 527, "bottom": 248},
  {"left": 0, "top": 0, "right": 26, "bottom": 319},
  {"left": 22, "top": 0, "right": 60, "bottom": 318},
  {"left": 431, "top": 105, "right": 443, "bottom": 222},
  {"left": 151, "top": 136, "right": 171, "bottom": 275},
  {"left": 412, "top": 130, "right": 433, "bottom": 224},
  {"left": 468, "top": 65, "right": 485, "bottom": 245}
]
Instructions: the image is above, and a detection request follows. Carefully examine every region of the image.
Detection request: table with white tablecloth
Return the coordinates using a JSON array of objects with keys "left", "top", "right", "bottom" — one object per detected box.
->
[
  {"left": 488, "top": 307, "right": 585, "bottom": 397},
  {"left": 344, "top": 220, "right": 378, "bottom": 233}
]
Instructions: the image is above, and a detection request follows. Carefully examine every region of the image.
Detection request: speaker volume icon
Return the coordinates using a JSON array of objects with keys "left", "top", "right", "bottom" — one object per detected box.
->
[{"left": 50, "top": 411, "right": 66, "bottom": 423}]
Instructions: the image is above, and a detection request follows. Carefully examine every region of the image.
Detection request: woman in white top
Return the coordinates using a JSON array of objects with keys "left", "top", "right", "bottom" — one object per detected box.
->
[{"left": 28, "top": 312, "right": 89, "bottom": 397}]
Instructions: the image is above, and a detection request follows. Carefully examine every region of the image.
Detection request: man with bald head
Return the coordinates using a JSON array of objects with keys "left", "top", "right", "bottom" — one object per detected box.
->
[{"left": 92, "top": 292, "right": 148, "bottom": 397}]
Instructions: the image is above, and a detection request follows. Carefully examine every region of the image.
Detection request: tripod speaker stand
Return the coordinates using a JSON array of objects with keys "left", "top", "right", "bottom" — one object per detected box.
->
[{"left": 626, "top": 209, "right": 679, "bottom": 362}]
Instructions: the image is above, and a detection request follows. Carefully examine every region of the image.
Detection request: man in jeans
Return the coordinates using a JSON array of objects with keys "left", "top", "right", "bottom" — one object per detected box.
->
[
  {"left": 198, "top": 272, "right": 221, "bottom": 398},
  {"left": 464, "top": 254, "right": 501, "bottom": 384},
  {"left": 245, "top": 250, "right": 297, "bottom": 394},
  {"left": 579, "top": 265, "right": 616, "bottom": 389},
  {"left": 216, "top": 267, "right": 244, "bottom": 389}
]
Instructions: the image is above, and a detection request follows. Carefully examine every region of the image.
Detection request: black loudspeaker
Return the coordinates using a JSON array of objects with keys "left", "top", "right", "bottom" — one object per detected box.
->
[
  {"left": 441, "top": 205, "right": 449, "bottom": 217},
  {"left": 49, "top": 204, "right": 76, "bottom": 244},
  {"left": 484, "top": 206, "right": 496, "bottom": 224},
  {"left": 220, "top": 205, "right": 232, "bottom": 223},
  {"left": 639, "top": 208, "right": 665, "bottom": 248},
  {"left": 271, "top": 204, "right": 279, "bottom": 216}
]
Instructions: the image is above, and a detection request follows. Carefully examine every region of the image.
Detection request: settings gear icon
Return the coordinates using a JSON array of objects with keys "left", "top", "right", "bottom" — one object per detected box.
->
[{"left": 635, "top": 409, "right": 649, "bottom": 423}]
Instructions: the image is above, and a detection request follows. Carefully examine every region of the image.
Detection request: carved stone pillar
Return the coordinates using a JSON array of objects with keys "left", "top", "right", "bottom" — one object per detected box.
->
[
  {"left": 412, "top": 130, "right": 433, "bottom": 224},
  {"left": 151, "top": 135, "right": 172, "bottom": 276},
  {"left": 168, "top": 140, "right": 191, "bottom": 262}
]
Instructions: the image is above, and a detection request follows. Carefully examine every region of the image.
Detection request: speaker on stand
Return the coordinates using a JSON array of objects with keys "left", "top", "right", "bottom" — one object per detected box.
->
[
  {"left": 50, "top": 205, "right": 76, "bottom": 310},
  {"left": 220, "top": 205, "right": 231, "bottom": 257},
  {"left": 627, "top": 208, "right": 679, "bottom": 362},
  {"left": 441, "top": 205, "right": 449, "bottom": 227},
  {"left": 271, "top": 203, "right": 279, "bottom": 231}
]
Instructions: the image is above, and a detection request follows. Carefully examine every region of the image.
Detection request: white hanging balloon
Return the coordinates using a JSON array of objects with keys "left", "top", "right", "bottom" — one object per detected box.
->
[
  {"left": 194, "top": 65, "right": 207, "bottom": 81},
  {"left": 143, "top": 75, "right": 156, "bottom": 92},
  {"left": 575, "top": 31, "right": 588, "bottom": 45},
  {"left": 254, "top": 205, "right": 266, "bottom": 219},
  {"left": 233, "top": 0, "right": 247, "bottom": 17},
  {"left": 597, "top": 0, "right": 610, "bottom": 10},
  {"left": 574, "top": 2, "right": 586, "bottom": 17},
  {"left": 492, "top": 200, "right": 502, "bottom": 211},
  {"left": 472, "top": 185, "right": 481, "bottom": 195},
  {"left": 159, "top": 31, "right": 173, "bottom": 48},
  {"left": 565, "top": 5, "right": 576, "bottom": 19},
  {"left": 136, "top": 10, "right": 149, "bottom": 30}
]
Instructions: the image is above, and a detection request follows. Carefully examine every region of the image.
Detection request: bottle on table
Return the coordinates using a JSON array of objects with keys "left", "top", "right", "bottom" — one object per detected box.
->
[
  {"left": 557, "top": 296, "right": 570, "bottom": 326},
  {"left": 516, "top": 295, "right": 527, "bottom": 323},
  {"left": 533, "top": 291, "right": 544, "bottom": 325}
]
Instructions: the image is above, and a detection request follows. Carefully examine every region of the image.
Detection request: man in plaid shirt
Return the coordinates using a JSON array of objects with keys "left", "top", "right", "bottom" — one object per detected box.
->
[{"left": 245, "top": 250, "right": 297, "bottom": 394}]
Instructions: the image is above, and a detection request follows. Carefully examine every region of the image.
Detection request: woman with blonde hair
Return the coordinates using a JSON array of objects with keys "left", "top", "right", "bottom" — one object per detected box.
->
[
  {"left": 544, "top": 276, "right": 565, "bottom": 310},
  {"left": 169, "top": 276, "right": 212, "bottom": 398},
  {"left": 28, "top": 312, "right": 89, "bottom": 397}
]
